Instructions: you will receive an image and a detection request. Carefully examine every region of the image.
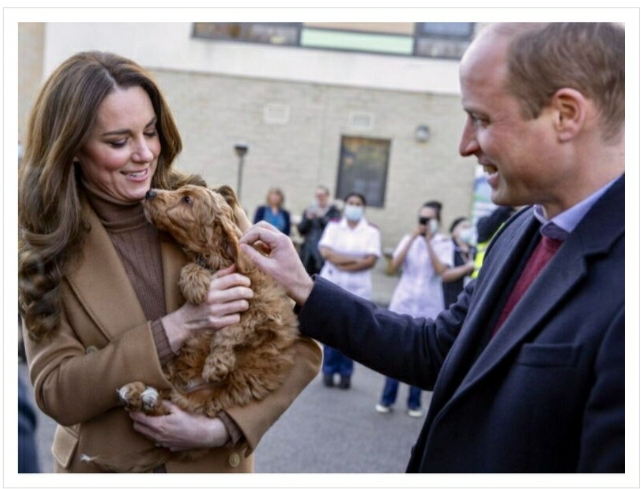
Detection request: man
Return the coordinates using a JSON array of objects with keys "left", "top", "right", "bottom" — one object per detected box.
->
[{"left": 239, "top": 23, "right": 624, "bottom": 472}]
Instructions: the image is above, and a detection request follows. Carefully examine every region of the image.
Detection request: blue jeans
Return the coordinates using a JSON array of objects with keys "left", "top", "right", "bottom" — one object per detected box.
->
[
  {"left": 322, "top": 345, "right": 354, "bottom": 377},
  {"left": 379, "top": 376, "right": 422, "bottom": 410}
]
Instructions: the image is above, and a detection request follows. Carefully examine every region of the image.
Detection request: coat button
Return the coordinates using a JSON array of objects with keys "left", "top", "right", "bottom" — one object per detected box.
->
[
  {"left": 228, "top": 453, "right": 241, "bottom": 467},
  {"left": 85, "top": 345, "right": 98, "bottom": 354}
]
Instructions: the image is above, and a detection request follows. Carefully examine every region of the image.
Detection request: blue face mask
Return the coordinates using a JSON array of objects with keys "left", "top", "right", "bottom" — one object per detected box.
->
[{"left": 344, "top": 204, "right": 364, "bottom": 222}]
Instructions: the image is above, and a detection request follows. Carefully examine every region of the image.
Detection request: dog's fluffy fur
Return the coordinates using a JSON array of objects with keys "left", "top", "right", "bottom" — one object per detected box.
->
[{"left": 85, "top": 185, "right": 299, "bottom": 472}]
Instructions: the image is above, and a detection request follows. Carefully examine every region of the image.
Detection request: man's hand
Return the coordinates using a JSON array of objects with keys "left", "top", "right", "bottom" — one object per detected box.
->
[{"left": 240, "top": 221, "right": 314, "bottom": 306}]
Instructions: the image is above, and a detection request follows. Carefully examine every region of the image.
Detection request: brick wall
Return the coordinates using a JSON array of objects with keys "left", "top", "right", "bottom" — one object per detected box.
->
[{"left": 153, "top": 68, "right": 475, "bottom": 249}]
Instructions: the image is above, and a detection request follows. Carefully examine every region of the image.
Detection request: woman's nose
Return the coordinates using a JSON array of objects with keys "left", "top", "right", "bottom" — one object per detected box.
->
[{"left": 132, "top": 137, "right": 154, "bottom": 162}]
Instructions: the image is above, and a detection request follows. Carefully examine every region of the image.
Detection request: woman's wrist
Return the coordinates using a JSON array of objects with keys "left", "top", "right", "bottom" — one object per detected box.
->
[
  {"left": 208, "top": 416, "right": 232, "bottom": 447},
  {"left": 161, "top": 310, "right": 188, "bottom": 353}
]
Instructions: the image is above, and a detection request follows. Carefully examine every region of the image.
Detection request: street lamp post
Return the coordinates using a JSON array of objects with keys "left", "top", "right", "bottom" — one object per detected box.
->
[{"left": 234, "top": 142, "right": 249, "bottom": 201}]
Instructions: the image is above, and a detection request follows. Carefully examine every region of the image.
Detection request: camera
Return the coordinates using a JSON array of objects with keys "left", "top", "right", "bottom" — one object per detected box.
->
[{"left": 418, "top": 216, "right": 430, "bottom": 225}]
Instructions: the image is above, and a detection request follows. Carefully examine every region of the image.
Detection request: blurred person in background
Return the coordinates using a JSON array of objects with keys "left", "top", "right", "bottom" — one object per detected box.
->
[
  {"left": 374, "top": 201, "right": 452, "bottom": 417},
  {"left": 19, "top": 375, "right": 40, "bottom": 473},
  {"left": 297, "top": 185, "right": 341, "bottom": 276},
  {"left": 441, "top": 217, "right": 476, "bottom": 307},
  {"left": 471, "top": 205, "right": 516, "bottom": 278},
  {"left": 253, "top": 186, "right": 291, "bottom": 236},
  {"left": 317, "top": 192, "right": 381, "bottom": 389}
]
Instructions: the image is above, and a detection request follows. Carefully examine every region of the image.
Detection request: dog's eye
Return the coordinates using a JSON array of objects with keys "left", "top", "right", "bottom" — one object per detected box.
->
[{"left": 183, "top": 196, "right": 192, "bottom": 204}]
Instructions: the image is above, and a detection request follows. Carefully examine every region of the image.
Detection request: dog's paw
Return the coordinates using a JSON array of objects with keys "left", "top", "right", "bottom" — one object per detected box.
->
[
  {"left": 179, "top": 263, "right": 211, "bottom": 304},
  {"left": 118, "top": 382, "right": 148, "bottom": 411},
  {"left": 118, "top": 382, "right": 167, "bottom": 415},
  {"left": 202, "top": 354, "right": 236, "bottom": 383}
]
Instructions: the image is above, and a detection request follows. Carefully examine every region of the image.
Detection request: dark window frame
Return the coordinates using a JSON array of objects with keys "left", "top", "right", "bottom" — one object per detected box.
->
[{"left": 335, "top": 135, "right": 392, "bottom": 209}]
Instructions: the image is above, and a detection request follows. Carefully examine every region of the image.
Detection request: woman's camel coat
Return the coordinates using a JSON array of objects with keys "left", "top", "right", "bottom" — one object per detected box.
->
[{"left": 23, "top": 203, "right": 322, "bottom": 472}]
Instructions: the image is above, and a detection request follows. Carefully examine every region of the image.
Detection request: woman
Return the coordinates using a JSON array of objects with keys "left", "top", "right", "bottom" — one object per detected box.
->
[
  {"left": 374, "top": 201, "right": 452, "bottom": 417},
  {"left": 297, "top": 185, "right": 341, "bottom": 275},
  {"left": 253, "top": 187, "right": 291, "bottom": 236},
  {"left": 441, "top": 217, "right": 477, "bottom": 308},
  {"left": 317, "top": 192, "right": 381, "bottom": 389},
  {"left": 18, "top": 51, "right": 321, "bottom": 473}
]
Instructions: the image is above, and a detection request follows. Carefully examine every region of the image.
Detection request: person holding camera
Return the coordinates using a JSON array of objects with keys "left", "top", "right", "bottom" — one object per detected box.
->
[{"left": 374, "top": 201, "right": 452, "bottom": 417}]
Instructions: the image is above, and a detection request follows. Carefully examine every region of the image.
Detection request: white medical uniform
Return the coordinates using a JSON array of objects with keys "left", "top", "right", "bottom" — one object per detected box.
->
[
  {"left": 388, "top": 233, "right": 453, "bottom": 318},
  {"left": 318, "top": 217, "right": 382, "bottom": 300}
]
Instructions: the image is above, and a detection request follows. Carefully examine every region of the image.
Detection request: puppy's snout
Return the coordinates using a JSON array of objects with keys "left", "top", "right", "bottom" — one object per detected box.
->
[{"left": 145, "top": 190, "right": 157, "bottom": 200}]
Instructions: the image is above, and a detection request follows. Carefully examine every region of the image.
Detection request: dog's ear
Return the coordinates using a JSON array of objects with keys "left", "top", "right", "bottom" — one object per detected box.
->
[
  {"left": 214, "top": 185, "right": 252, "bottom": 233},
  {"left": 201, "top": 189, "right": 244, "bottom": 267}
]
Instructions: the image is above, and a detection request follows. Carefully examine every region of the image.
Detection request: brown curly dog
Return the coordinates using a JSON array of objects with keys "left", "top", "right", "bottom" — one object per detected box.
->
[{"left": 84, "top": 185, "right": 299, "bottom": 472}]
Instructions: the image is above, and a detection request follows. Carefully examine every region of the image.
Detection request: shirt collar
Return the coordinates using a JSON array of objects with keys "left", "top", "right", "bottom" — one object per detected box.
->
[{"left": 533, "top": 176, "right": 619, "bottom": 240}]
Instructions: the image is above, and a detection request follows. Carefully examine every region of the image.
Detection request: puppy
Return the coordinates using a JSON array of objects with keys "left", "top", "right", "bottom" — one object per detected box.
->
[{"left": 84, "top": 185, "right": 299, "bottom": 472}]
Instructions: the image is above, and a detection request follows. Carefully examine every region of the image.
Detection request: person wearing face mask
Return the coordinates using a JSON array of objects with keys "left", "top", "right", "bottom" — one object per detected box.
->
[
  {"left": 316, "top": 192, "right": 382, "bottom": 388},
  {"left": 442, "top": 217, "right": 477, "bottom": 308},
  {"left": 374, "top": 201, "right": 453, "bottom": 416}
]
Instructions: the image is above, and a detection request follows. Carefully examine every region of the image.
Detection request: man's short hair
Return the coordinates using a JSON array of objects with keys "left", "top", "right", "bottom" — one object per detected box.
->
[{"left": 489, "top": 23, "right": 624, "bottom": 142}]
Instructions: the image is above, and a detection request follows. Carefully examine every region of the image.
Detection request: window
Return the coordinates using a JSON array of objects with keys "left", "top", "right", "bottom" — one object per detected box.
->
[
  {"left": 335, "top": 136, "right": 391, "bottom": 208},
  {"left": 414, "top": 22, "right": 474, "bottom": 59},
  {"left": 193, "top": 23, "right": 301, "bottom": 46},
  {"left": 192, "top": 22, "right": 475, "bottom": 60},
  {"left": 416, "top": 22, "right": 474, "bottom": 38}
]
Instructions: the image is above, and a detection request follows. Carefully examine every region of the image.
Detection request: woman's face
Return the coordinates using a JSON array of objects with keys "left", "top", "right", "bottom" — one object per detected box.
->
[
  {"left": 268, "top": 190, "right": 282, "bottom": 207},
  {"left": 76, "top": 86, "right": 160, "bottom": 202}
]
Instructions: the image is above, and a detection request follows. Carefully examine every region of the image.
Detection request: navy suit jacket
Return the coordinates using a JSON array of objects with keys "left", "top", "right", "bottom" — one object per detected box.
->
[{"left": 298, "top": 175, "right": 624, "bottom": 472}]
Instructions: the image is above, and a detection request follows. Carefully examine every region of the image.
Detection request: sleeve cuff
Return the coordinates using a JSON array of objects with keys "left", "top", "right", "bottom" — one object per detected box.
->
[
  {"left": 217, "top": 411, "right": 245, "bottom": 447},
  {"left": 150, "top": 318, "right": 174, "bottom": 366}
]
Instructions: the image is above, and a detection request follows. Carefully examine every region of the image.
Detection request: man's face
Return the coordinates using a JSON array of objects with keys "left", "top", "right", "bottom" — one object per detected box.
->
[{"left": 458, "top": 31, "right": 568, "bottom": 218}]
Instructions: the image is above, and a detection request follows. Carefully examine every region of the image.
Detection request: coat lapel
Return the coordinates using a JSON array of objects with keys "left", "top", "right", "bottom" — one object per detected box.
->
[
  {"left": 459, "top": 231, "right": 587, "bottom": 390},
  {"left": 428, "top": 212, "right": 540, "bottom": 408},
  {"left": 66, "top": 206, "right": 147, "bottom": 339},
  {"left": 452, "top": 175, "right": 625, "bottom": 399},
  {"left": 66, "top": 204, "right": 189, "bottom": 339}
]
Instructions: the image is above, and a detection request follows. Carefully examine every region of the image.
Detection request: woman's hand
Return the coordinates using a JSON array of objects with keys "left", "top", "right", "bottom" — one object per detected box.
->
[
  {"left": 129, "top": 401, "right": 230, "bottom": 451},
  {"left": 412, "top": 224, "right": 425, "bottom": 240},
  {"left": 162, "top": 264, "right": 254, "bottom": 352}
]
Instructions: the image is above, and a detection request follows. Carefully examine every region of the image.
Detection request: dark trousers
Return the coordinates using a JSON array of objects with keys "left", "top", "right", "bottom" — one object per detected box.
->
[
  {"left": 379, "top": 376, "right": 422, "bottom": 409},
  {"left": 322, "top": 345, "right": 354, "bottom": 377}
]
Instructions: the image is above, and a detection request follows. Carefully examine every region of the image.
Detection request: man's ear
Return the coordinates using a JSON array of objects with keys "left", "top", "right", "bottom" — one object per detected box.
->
[{"left": 550, "top": 88, "right": 587, "bottom": 142}]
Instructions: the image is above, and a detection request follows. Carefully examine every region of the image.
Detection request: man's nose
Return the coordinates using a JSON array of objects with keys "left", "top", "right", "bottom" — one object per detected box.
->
[{"left": 459, "top": 120, "right": 479, "bottom": 157}]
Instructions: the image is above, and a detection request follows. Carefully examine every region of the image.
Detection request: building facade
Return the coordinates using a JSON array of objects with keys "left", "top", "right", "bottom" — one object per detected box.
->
[{"left": 18, "top": 22, "right": 480, "bottom": 249}]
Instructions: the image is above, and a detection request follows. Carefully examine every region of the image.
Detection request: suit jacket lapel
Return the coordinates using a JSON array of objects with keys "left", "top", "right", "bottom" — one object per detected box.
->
[
  {"left": 455, "top": 174, "right": 625, "bottom": 397},
  {"left": 428, "top": 212, "right": 540, "bottom": 409},
  {"left": 459, "top": 231, "right": 586, "bottom": 390}
]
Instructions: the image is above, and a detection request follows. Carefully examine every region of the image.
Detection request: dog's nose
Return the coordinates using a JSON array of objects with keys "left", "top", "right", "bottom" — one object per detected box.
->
[{"left": 145, "top": 190, "right": 157, "bottom": 200}]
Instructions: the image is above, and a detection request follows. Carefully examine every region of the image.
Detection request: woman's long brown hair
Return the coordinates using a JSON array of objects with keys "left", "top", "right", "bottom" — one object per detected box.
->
[{"left": 18, "top": 51, "right": 201, "bottom": 340}]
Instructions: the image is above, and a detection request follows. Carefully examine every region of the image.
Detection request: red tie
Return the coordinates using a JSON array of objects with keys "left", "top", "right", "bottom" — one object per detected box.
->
[{"left": 492, "top": 235, "right": 563, "bottom": 337}]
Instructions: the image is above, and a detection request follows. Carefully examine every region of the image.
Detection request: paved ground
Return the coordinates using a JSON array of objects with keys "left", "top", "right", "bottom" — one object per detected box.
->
[{"left": 20, "top": 259, "right": 423, "bottom": 473}]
